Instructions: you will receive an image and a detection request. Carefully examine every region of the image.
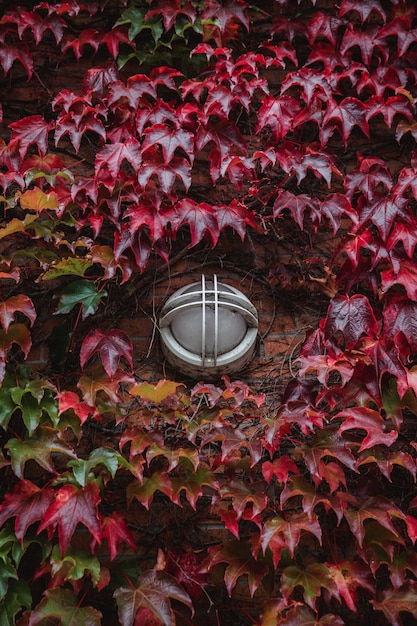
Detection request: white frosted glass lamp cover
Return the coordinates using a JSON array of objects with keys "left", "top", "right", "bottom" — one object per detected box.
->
[{"left": 159, "top": 275, "right": 258, "bottom": 377}]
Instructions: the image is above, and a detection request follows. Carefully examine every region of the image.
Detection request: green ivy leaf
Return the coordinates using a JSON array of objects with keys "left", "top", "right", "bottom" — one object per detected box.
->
[
  {"left": 9, "top": 380, "right": 58, "bottom": 434},
  {"left": 50, "top": 545, "right": 101, "bottom": 587},
  {"left": 116, "top": 7, "right": 146, "bottom": 40},
  {"left": 40, "top": 257, "right": 93, "bottom": 281},
  {"left": 5, "top": 426, "right": 76, "bottom": 479},
  {"left": 0, "top": 215, "right": 37, "bottom": 240},
  {"left": 281, "top": 563, "right": 335, "bottom": 610},
  {"left": 0, "top": 579, "right": 31, "bottom": 626},
  {"left": 127, "top": 472, "right": 173, "bottom": 510},
  {"left": 25, "top": 587, "right": 102, "bottom": 626},
  {"left": 0, "top": 387, "right": 17, "bottom": 430},
  {"left": 55, "top": 280, "right": 107, "bottom": 319},
  {"left": 68, "top": 447, "right": 120, "bottom": 487}
]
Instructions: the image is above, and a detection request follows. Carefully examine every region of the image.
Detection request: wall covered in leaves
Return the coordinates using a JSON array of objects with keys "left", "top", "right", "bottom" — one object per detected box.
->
[{"left": 1, "top": 0, "right": 417, "bottom": 624}]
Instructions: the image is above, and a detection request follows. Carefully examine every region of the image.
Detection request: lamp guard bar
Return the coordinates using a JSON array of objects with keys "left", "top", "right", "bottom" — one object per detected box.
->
[{"left": 159, "top": 275, "right": 258, "bottom": 377}]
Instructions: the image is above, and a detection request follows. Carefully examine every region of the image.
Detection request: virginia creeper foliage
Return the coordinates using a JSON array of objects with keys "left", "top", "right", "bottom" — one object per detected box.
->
[{"left": 1, "top": 0, "right": 417, "bottom": 624}]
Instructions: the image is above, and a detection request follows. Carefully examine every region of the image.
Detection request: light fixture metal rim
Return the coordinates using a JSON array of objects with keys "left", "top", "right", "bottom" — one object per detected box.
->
[
  {"left": 158, "top": 275, "right": 258, "bottom": 377},
  {"left": 160, "top": 326, "right": 258, "bottom": 372}
]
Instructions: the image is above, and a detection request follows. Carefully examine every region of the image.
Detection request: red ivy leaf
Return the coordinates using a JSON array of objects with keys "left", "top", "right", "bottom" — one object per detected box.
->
[
  {"left": 273, "top": 190, "right": 320, "bottom": 230},
  {"left": 262, "top": 456, "right": 299, "bottom": 484},
  {"left": 95, "top": 138, "right": 142, "bottom": 180},
  {"left": 9, "top": 115, "right": 54, "bottom": 159},
  {"left": 101, "top": 25, "right": 133, "bottom": 59},
  {"left": 344, "top": 155, "right": 392, "bottom": 201},
  {"left": 381, "top": 260, "right": 417, "bottom": 301},
  {"left": 80, "top": 328, "right": 133, "bottom": 378},
  {"left": 145, "top": 0, "right": 197, "bottom": 31},
  {"left": 99, "top": 512, "right": 136, "bottom": 561},
  {"left": 322, "top": 97, "right": 370, "bottom": 146},
  {"left": 18, "top": 11, "right": 66, "bottom": 44},
  {"left": 339, "top": 0, "right": 386, "bottom": 23},
  {"left": 138, "top": 148, "right": 191, "bottom": 194},
  {"left": 0, "top": 42, "right": 33, "bottom": 79},
  {"left": 201, "top": 0, "right": 249, "bottom": 32},
  {"left": 0, "top": 479, "right": 54, "bottom": 542},
  {"left": 384, "top": 297, "right": 417, "bottom": 353},
  {"left": 340, "top": 24, "right": 388, "bottom": 67},
  {"left": 357, "top": 195, "right": 411, "bottom": 242},
  {"left": 170, "top": 199, "right": 220, "bottom": 246},
  {"left": 344, "top": 496, "right": 404, "bottom": 548},
  {"left": 215, "top": 201, "right": 260, "bottom": 240},
  {"left": 83, "top": 63, "right": 119, "bottom": 96},
  {"left": 114, "top": 569, "right": 193, "bottom": 626},
  {"left": 371, "top": 581, "right": 417, "bottom": 626},
  {"left": 334, "top": 406, "right": 398, "bottom": 452},
  {"left": 201, "top": 540, "right": 267, "bottom": 597},
  {"left": 0, "top": 294, "right": 36, "bottom": 332},
  {"left": 142, "top": 124, "right": 194, "bottom": 164},
  {"left": 61, "top": 28, "right": 100, "bottom": 60},
  {"left": 38, "top": 482, "right": 102, "bottom": 555},
  {"left": 323, "top": 295, "right": 378, "bottom": 349}
]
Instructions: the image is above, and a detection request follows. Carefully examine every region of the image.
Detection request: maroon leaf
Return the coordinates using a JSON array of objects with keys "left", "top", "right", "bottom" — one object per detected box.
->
[
  {"left": 358, "top": 195, "right": 411, "bottom": 242},
  {"left": 200, "top": 540, "right": 267, "bottom": 596},
  {"left": 95, "top": 138, "right": 142, "bottom": 179},
  {"left": 0, "top": 41, "right": 33, "bottom": 79},
  {"left": 368, "top": 95, "right": 413, "bottom": 128},
  {"left": 0, "top": 294, "right": 36, "bottom": 332},
  {"left": 377, "top": 17, "right": 417, "bottom": 57},
  {"left": 323, "top": 295, "right": 378, "bottom": 349},
  {"left": 339, "top": 0, "right": 386, "bottom": 23},
  {"left": 0, "top": 480, "right": 54, "bottom": 542},
  {"left": 38, "top": 482, "right": 102, "bottom": 555},
  {"left": 384, "top": 297, "right": 417, "bottom": 353},
  {"left": 99, "top": 512, "right": 136, "bottom": 561},
  {"left": 320, "top": 193, "right": 358, "bottom": 234},
  {"left": 101, "top": 25, "right": 133, "bottom": 59},
  {"left": 281, "top": 68, "right": 332, "bottom": 105},
  {"left": 114, "top": 569, "right": 193, "bottom": 626},
  {"left": 344, "top": 496, "right": 404, "bottom": 548},
  {"left": 340, "top": 24, "right": 388, "bottom": 67},
  {"left": 80, "top": 328, "right": 133, "bottom": 378},
  {"left": 145, "top": 0, "right": 197, "bottom": 31},
  {"left": 125, "top": 202, "right": 173, "bottom": 241},
  {"left": 307, "top": 12, "right": 343, "bottom": 46},
  {"left": 322, "top": 97, "right": 370, "bottom": 145},
  {"left": 273, "top": 190, "right": 320, "bottom": 230},
  {"left": 371, "top": 581, "right": 417, "bottom": 626},
  {"left": 255, "top": 95, "right": 300, "bottom": 141},
  {"left": 9, "top": 115, "right": 53, "bottom": 159},
  {"left": 334, "top": 406, "right": 397, "bottom": 452},
  {"left": 138, "top": 147, "right": 191, "bottom": 194},
  {"left": 381, "top": 260, "right": 417, "bottom": 301},
  {"left": 201, "top": 0, "right": 249, "bottom": 32},
  {"left": 18, "top": 11, "right": 66, "bottom": 44},
  {"left": 142, "top": 124, "right": 194, "bottom": 164},
  {"left": 61, "top": 28, "right": 100, "bottom": 60},
  {"left": 83, "top": 63, "right": 119, "bottom": 96},
  {"left": 170, "top": 199, "right": 220, "bottom": 246},
  {"left": 344, "top": 155, "right": 392, "bottom": 201},
  {"left": 196, "top": 119, "right": 247, "bottom": 160}
]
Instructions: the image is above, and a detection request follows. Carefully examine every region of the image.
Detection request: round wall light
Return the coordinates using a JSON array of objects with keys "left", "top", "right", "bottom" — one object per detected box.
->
[{"left": 159, "top": 275, "right": 258, "bottom": 378}]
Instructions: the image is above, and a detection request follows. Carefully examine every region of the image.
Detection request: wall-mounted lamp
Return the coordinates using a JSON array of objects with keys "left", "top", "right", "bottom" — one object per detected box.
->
[{"left": 159, "top": 275, "right": 258, "bottom": 378}]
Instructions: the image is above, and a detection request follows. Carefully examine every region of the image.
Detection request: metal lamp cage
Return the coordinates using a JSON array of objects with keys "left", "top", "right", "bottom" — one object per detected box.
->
[{"left": 159, "top": 275, "right": 258, "bottom": 377}]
